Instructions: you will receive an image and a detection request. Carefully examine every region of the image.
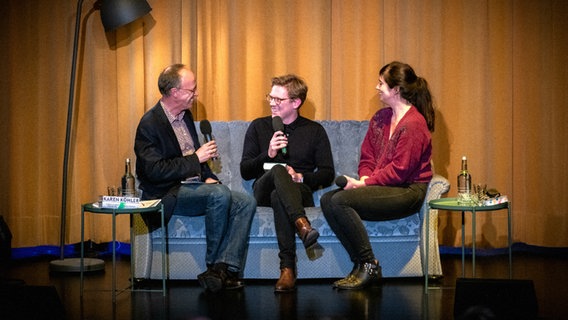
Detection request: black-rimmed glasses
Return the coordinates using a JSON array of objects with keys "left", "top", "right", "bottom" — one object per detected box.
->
[{"left": 266, "top": 94, "right": 292, "bottom": 105}]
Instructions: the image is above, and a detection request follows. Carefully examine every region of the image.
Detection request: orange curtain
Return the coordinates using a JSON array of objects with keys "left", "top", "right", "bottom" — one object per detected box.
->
[{"left": 1, "top": 0, "right": 566, "bottom": 249}]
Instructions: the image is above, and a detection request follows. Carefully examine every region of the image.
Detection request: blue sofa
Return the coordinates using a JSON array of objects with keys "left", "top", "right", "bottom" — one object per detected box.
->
[{"left": 132, "top": 121, "right": 450, "bottom": 280}]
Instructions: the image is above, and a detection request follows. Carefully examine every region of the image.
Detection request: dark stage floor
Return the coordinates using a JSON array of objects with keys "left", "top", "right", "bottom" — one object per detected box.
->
[{"left": 1, "top": 251, "right": 567, "bottom": 319}]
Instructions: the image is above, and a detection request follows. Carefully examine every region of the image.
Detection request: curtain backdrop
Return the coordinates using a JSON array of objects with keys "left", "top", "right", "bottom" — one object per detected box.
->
[{"left": 1, "top": 0, "right": 566, "bottom": 249}]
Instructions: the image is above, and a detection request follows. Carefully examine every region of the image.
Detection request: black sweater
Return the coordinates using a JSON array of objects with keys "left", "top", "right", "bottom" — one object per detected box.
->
[{"left": 240, "top": 116, "right": 335, "bottom": 191}]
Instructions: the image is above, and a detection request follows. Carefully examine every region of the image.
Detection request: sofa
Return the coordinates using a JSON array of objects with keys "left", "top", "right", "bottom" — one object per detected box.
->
[{"left": 132, "top": 120, "right": 450, "bottom": 280}]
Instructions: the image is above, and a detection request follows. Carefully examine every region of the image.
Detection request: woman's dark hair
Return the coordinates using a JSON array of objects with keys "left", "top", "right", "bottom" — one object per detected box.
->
[{"left": 380, "top": 61, "right": 435, "bottom": 132}]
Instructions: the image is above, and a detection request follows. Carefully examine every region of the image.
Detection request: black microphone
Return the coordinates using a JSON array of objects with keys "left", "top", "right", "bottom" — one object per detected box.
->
[
  {"left": 335, "top": 175, "right": 347, "bottom": 189},
  {"left": 271, "top": 116, "right": 287, "bottom": 155},
  {"left": 199, "top": 120, "right": 217, "bottom": 160}
]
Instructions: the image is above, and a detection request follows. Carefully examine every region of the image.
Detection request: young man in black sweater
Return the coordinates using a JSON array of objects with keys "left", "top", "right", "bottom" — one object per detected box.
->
[{"left": 240, "top": 74, "right": 334, "bottom": 292}]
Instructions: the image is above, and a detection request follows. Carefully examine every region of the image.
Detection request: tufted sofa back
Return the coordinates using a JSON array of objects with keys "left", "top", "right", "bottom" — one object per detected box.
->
[{"left": 207, "top": 120, "right": 370, "bottom": 204}]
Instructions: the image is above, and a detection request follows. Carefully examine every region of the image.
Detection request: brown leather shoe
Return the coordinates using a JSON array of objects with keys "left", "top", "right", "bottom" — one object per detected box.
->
[
  {"left": 295, "top": 217, "right": 319, "bottom": 248},
  {"left": 274, "top": 267, "right": 296, "bottom": 293}
]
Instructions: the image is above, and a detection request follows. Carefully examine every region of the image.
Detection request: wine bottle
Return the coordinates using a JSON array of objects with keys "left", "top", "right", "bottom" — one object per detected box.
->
[
  {"left": 121, "top": 158, "right": 136, "bottom": 197},
  {"left": 457, "top": 156, "right": 472, "bottom": 203}
]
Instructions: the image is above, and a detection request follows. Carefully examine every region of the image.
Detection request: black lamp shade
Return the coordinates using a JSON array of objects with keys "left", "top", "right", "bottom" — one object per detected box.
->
[{"left": 100, "top": 0, "right": 152, "bottom": 32}]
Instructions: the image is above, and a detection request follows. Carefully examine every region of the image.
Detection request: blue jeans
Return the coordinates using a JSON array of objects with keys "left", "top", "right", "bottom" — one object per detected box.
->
[
  {"left": 321, "top": 183, "right": 427, "bottom": 264},
  {"left": 173, "top": 183, "right": 256, "bottom": 273}
]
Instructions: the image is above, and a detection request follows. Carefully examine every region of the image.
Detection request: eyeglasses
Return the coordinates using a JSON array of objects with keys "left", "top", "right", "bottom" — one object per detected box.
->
[
  {"left": 177, "top": 87, "right": 197, "bottom": 97},
  {"left": 266, "top": 94, "right": 292, "bottom": 105}
]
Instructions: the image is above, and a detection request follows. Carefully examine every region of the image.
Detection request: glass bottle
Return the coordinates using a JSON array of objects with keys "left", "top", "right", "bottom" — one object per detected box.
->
[
  {"left": 457, "top": 156, "right": 472, "bottom": 204},
  {"left": 121, "top": 158, "right": 136, "bottom": 197}
]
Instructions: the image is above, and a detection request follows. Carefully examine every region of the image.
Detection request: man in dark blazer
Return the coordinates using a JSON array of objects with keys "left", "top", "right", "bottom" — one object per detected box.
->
[{"left": 134, "top": 64, "right": 256, "bottom": 293}]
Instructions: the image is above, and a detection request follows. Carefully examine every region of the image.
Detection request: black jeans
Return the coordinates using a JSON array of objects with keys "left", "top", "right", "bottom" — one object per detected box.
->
[
  {"left": 253, "top": 165, "right": 314, "bottom": 269},
  {"left": 320, "top": 183, "right": 427, "bottom": 264}
]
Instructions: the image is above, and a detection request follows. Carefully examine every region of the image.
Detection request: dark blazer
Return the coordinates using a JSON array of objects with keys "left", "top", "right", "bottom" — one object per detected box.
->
[{"left": 134, "top": 102, "right": 218, "bottom": 224}]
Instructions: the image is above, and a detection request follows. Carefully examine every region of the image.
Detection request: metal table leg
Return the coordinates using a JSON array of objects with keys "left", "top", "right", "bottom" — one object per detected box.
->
[
  {"left": 472, "top": 208, "right": 476, "bottom": 277},
  {"left": 461, "top": 211, "right": 465, "bottom": 277},
  {"left": 112, "top": 209, "right": 117, "bottom": 303},
  {"left": 508, "top": 203, "right": 513, "bottom": 278},
  {"left": 80, "top": 206, "right": 85, "bottom": 296}
]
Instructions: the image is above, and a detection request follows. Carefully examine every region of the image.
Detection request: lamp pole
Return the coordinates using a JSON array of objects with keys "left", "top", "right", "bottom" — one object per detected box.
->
[{"left": 50, "top": 0, "right": 151, "bottom": 273}]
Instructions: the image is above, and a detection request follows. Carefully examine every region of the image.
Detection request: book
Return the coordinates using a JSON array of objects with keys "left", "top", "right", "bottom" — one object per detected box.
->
[{"left": 93, "top": 196, "right": 161, "bottom": 209}]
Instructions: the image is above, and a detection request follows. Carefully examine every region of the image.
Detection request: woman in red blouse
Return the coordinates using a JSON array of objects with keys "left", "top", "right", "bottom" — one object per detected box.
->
[{"left": 321, "top": 61, "right": 436, "bottom": 290}]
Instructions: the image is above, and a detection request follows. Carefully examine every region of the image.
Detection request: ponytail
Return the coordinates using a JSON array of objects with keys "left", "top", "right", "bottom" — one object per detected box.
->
[
  {"left": 412, "top": 77, "right": 435, "bottom": 132},
  {"left": 381, "top": 61, "right": 436, "bottom": 132}
]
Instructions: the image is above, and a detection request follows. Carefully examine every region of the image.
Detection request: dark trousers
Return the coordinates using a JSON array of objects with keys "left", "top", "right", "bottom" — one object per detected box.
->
[
  {"left": 253, "top": 165, "right": 314, "bottom": 269},
  {"left": 321, "top": 183, "right": 427, "bottom": 264}
]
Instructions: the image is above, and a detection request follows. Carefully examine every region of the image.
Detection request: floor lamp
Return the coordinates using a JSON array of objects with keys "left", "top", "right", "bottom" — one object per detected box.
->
[{"left": 49, "top": 0, "right": 152, "bottom": 272}]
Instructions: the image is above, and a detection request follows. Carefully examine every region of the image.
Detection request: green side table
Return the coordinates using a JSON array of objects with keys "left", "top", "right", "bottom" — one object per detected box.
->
[
  {"left": 80, "top": 202, "right": 166, "bottom": 303},
  {"left": 424, "top": 197, "right": 512, "bottom": 293}
]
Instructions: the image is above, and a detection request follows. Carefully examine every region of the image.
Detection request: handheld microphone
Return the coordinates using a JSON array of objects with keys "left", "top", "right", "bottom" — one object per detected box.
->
[
  {"left": 335, "top": 175, "right": 347, "bottom": 189},
  {"left": 199, "top": 120, "right": 217, "bottom": 160},
  {"left": 271, "top": 116, "right": 287, "bottom": 155}
]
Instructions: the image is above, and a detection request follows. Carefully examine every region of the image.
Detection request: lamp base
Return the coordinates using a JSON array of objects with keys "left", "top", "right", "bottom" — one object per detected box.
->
[{"left": 49, "top": 258, "right": 105, "bottom": 273}]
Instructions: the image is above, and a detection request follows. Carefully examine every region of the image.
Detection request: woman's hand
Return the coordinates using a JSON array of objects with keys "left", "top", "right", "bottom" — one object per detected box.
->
[{"left": 344, "top": 175, "right": 367, "bottom": 190}]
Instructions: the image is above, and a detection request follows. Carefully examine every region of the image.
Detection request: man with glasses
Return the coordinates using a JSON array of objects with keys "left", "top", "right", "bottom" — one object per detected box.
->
[
  {"left": 240, "top": 74, "right": 334, "bottom": 292},
  {"left": 135, "top": 64, "right": 256, "bottom": 293}
]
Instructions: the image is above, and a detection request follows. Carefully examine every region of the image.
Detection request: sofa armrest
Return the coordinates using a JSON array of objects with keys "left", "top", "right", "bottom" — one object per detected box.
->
[
  {"left": 132, "top": 214, "right": 153, "bottom": 279},
  {"left": 420, "top": 173, "right": 450, "bottom": 276},
  {"left": 424, "top": 174, "right": 451, "bottom": 207}
]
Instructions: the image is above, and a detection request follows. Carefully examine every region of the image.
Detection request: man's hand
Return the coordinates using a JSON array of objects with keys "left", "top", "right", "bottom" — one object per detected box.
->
[
  {"left": 204, "top": 177, "right": 220, "bottom": 184},
  {"left": 268, "top": 131, "right": 288, "bottom": 158},
  {"left": 286, "top": 165, "right": 303, "bottom": 183},
  {"left": 196, "top": 140, "right": 218, "bottom": 163}
]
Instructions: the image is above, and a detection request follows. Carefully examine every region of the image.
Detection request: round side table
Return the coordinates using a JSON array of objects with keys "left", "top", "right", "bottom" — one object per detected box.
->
[
  {"left": 424, "top": 197, "right": 512, "bottom": 293},
  {"left": 80, "top": 202, "right": 166, "bottom": 303}
]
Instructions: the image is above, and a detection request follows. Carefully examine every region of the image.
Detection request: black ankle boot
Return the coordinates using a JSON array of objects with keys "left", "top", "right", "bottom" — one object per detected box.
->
[
  {"left": 333, "top": 263, "right": 360, "bottom": 288},
  {"left": 336, "top": 260, "right": 381, "bottom": 290}
]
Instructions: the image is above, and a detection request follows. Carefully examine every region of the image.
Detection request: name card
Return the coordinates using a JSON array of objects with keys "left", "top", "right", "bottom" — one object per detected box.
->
[{"left": 101, "top": 196, "right": 141, "bottom": 209}]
